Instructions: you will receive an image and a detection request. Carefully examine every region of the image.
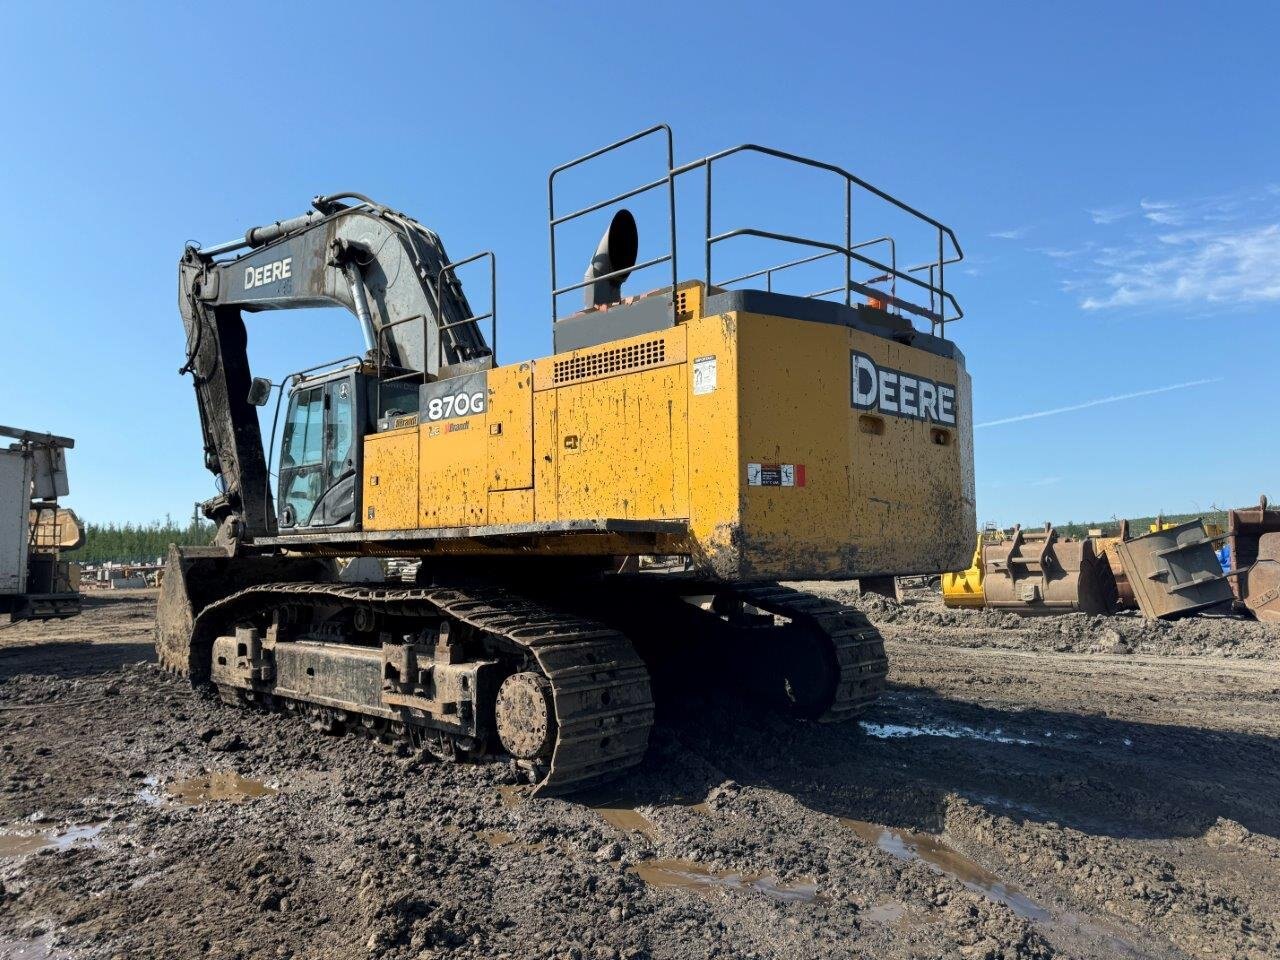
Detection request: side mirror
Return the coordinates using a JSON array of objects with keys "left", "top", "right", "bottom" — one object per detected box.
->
[{"left": 247, "top": 377, "right": 273, "bottom": 407}]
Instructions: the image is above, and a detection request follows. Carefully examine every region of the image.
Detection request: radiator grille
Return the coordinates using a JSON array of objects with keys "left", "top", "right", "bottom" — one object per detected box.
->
[{"left": 553, "top": 339, "right": 667, "bottom": 385}]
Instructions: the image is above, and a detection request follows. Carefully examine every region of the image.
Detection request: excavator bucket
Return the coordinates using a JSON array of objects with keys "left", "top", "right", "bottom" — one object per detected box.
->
[
  {"left": 1228, "top": 495, "right": 1280, "bottom": 605},
  {"left": 1241, "top": 531, "right": 1280, "bottom": 623},
  {"left": 1092, "top": 523, "right": 1138, "bottom": 611},
  {"left": 155, "top": 545, "right": 335, "bottom": 681},
  {"left": 1113, "top": 520, "right": 1234, "bottom": 619},
  {"left": 941, "top": 533, "right": 987, "bottom": 608},
  {"left": 28, "top": 507, "right": 85, "bottom": 551},
  {"left": 981, "top": 525, "right": 1117, "bottom": 615}
]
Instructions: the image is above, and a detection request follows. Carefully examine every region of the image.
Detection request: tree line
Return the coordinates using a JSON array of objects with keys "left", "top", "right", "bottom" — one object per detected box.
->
[{"left": 62, "top": 519, "right": 215, "bottom": 564}]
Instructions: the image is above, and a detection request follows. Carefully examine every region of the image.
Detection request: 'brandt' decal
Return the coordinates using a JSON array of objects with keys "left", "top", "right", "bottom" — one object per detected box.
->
[{"left": 851, "top": 351, "right": 956, "bottom": 426}]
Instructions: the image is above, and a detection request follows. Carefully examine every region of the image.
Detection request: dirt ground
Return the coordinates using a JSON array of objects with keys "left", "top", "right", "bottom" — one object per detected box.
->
[{"left": 2, "top": 587, "right": 1278, "bottom": 960}]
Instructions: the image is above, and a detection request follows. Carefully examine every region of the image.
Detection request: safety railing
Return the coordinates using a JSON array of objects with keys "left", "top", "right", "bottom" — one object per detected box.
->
[
  {"left": 717, "top": 237, "right": 898, "bottom": 305},
  {"left": 548, "top": 127, "right": 964, "bottom": 337},
  {"left": 548, "top": 125, "right": 679, "bottom": 322},
  {"left": 436, "top": 251, "right": 497, "bottom": 370},
  {"left": 374, "top": 250, "right": 498, "bottom": 389}
]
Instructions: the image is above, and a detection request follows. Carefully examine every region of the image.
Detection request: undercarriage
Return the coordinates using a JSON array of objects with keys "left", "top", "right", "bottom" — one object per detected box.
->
[{"left": 159, "top": 568, "right": 888, "bottom": 795}]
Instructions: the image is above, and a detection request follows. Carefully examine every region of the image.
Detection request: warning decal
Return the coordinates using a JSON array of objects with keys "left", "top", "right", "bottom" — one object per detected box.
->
[
  {"left": 693, "top": 355, "right": 718, "bottom": 395},
  {"left": 746, "top": 462, "right": 806, "bottom": 487}
]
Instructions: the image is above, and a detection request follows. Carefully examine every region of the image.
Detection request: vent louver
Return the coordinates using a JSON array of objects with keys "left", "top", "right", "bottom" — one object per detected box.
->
[{"left": 552, "top": 338, "right": 667, "bottom": 385}]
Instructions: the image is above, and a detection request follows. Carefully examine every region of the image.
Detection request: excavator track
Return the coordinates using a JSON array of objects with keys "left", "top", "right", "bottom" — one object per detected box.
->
[
  {"left": 193, "top": 581, "right": 654, "bottom": 795},
  {"left": 721, "top": 582, "right": 889, "bottom": 722}
]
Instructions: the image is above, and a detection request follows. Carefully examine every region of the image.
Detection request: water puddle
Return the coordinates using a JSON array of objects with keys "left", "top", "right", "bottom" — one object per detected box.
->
[
  {"left": 137, "top": 772, "right": 276, "bottom": 806},
  {"left": 578, "top": 791, "right": 660, "bottom": 836},
  {"left": 595, "top": 805, "right": 656, "bottom": 835},
  {"left": 839, "top": 819, "right": 1048, "bottom": 921},
  {"left": 860, "top": 721, "right": 1036, "bottom": 746},
  {"left": 498, "top": 784, "right": 529, "bottom": 808},
  {"left": 630, "top": 858, "right": 819, "bottom": 903},
  {"left": 0, "top": 823, "right": 105, "bottom": 859},
  {"left": 860, "top": 900, "right": 928, "bottom": 930},
  {"left": 862, "top": 901, "right": 905, "bottom": 925},
  {"left": 576, "top": 788, "right": 711, "bottom": 838},
  {"left": 0, "top": 934, "right": 69, "bottom": 959},
  {"left": 478, "top": 829, "right": 546, "bottom": 853}
]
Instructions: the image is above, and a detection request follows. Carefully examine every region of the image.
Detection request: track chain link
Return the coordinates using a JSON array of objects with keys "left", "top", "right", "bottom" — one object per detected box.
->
[
  {"left": 725, "top": 582, "right": 889, "bottom": 722},
  {"left": 194, "top": 581, "right": 654, "bottom": 795}
]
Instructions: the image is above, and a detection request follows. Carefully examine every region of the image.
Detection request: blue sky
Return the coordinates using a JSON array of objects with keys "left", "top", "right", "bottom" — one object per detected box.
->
[{"left": 1, "top": 2, "right": 1276, "bottom": 530}]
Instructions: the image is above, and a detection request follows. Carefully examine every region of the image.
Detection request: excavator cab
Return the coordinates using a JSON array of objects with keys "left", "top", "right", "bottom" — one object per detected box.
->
[{"left": 274, "top": 367, "right": 421, "bottom": 531}]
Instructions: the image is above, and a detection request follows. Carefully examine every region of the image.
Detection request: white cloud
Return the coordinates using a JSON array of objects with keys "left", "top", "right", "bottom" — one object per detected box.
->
[
  {"left": 1080, "top": 223, "right": 1280, "bottom": 310},
  {"left": 1088, "top": 206, "right": 1129, "bottom": 225},
  {"left": 1069, "top": 185, "right": 1280, "bottom": 311},
  {"left": 990, "top": 226, "right": 1031, "bottom": 240},
  {"left": 976, "top": 379, "right": 1221, "bottom": 429},
  {"left": 1140, "top": 199, "right": 1184, "bottom": 226}
]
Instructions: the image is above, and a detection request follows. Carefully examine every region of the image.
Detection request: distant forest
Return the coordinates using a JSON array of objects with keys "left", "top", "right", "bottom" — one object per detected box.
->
[
  {"left": 63, "top": 519, "right": 215, "bottom": 564},
  {"left": 1021, "top": 511, "right": 1229, "bottom": 540}
]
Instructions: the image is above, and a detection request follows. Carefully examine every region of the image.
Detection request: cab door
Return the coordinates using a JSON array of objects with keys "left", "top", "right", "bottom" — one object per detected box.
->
[{"left": 278, "top": 377, "right": 359, "bottom": 530}]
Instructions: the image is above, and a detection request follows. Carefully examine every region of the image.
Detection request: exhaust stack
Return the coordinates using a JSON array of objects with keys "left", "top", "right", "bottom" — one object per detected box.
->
[{"left": 583, "top": 209, "right": 639, "bottom": 308}]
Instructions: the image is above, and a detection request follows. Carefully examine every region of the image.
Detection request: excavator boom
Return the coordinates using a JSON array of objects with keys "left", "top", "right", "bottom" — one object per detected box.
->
[{"left": 178, "top": 194, "right": 489, "bottom": 542}]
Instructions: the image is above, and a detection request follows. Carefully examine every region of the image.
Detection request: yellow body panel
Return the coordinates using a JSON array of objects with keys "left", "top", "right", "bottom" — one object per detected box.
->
[
  {"left": 419, "top": 411, "right": 488, "bottom": 528},
  {"left": 487, "top": 363, "right": 534, "bottom": 491},
  {"left": 363, "top": 428, "right": 419, "bottom": 530},
  {"left": 734, "top": 312, "right": 971, "bottom": 576},
  {"left": 542, "top": 365, "right": 689, "bottom": 521},
  {"left": 487, "top": 489, "right": 534, "bottom": 526},
  {"left": 359, "top": 288, "right": 975, "bottom": 579}
]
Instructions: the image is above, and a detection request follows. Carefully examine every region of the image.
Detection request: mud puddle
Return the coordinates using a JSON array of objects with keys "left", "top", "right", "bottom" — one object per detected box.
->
[
  {"left": 0, "top": 822, "right": 105, "bottom": 859},
  {"left": 840, "top": 818, "right": 1048, "bottom": 920},
  {"left": 630, "top": 858, "right": 819, "bottom": 903},
  {"left": 137, "top": 772, "right": 276, "bottom": 806},
  {"left": 595, "top": 804, "right": 656, "bottom": 836},
  {"left": 498, "top": 784, "right": 529, "bottom": 808},
  {"left": 578, "top": 789, "right": 709, "bottom": 838},
  {"left": 861, "top": 901, "right": 928, "bottom": 931},
  {"left": 480, "top": 830, "right": 516, "bottom": 848}
]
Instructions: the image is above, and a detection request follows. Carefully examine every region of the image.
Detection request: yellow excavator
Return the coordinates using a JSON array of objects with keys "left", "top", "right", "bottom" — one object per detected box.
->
[{"left": 157, "top": 126, "right": 974, "bottom": 793}]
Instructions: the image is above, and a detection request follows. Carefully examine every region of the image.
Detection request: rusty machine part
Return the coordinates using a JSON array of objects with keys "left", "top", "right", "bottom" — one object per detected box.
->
[
  {"left": 1113, "top": 519, "right": 1236, "bottom": 619},
  {"left": 1228, "top": 495, "right": 1280, "bottom": 603},
  {"left": 1241, "top": 532, "right": 1280, "bottom": 622},
  {"left": 1092, "top": 520, "right": 1138, "bottom": 611},
  {"left": 981, "top": 524, "right": 1117, "bottom": 615},
  {"left": 494, "top": 672, "right": 557, "bottom": 760}
]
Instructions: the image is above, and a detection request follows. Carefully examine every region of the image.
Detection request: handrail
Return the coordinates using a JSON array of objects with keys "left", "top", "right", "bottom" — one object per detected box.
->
[
  {"left": 548, "top": 125, "right": 677, "bottom": 322},
  {"left": 671, "top": 143, "right": 964, "bottom": 259},
  {"left": 547, "top": 126, "right": 965, "bottom": 337},
  {"left": 435, "top": 251, "right": 497, "bottom": 370},
  {"left": 717, "top": 236, "right": 898, "bottom": 304},
  {"left": 708, "top": 228, "right": 961, "bottom": 324}
]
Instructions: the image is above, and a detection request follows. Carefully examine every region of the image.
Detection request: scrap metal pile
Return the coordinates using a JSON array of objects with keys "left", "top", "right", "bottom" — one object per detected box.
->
[{"left": 943, "top": 495, "right": 1280, "bottom": 622}]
